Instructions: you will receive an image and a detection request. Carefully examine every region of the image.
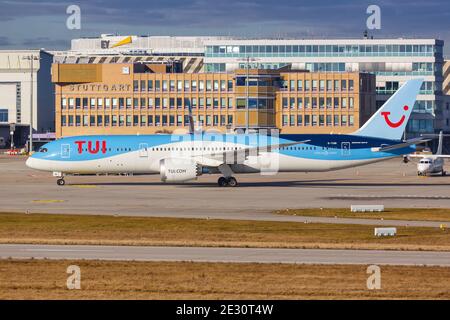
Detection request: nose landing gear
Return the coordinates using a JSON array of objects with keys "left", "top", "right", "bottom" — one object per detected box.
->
[{"left": 56, "top": 178, "right": 65, "bottom": 186}]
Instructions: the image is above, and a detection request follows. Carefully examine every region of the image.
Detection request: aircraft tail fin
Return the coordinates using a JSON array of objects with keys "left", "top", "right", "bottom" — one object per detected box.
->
[
  {"left": 437, "top": 131, "right": 443, "bottom": 155},
  {"left": 353, "top": 78, "right": 423, "bottom": 140}
]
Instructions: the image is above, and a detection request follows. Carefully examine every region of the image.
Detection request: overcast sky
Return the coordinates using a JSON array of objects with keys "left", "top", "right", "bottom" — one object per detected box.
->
[{"left": 1, "top": 0, "right": 450, "bottom": 54}]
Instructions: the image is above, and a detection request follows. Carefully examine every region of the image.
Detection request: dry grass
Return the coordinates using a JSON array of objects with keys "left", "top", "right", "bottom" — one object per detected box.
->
[
  {"left": 275, "top": 208, "right": 450, "bottom": 222},
  {"left": 0, "top": 212, "right": 449, "bottom": 251},
  {"left": 0, "top": 259, "right": 448, "bottom": 299}
]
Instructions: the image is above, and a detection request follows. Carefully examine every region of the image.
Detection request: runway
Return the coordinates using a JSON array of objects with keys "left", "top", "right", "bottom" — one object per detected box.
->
[
  {"left": 1, "top": 244, "right": 449, "bottom": 266},
  {"left": 1, "top": 156, "right": 450, "bottom": 223}
]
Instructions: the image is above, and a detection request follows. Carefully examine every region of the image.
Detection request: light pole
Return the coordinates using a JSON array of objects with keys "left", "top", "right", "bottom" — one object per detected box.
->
[{"left": 22, "top": 54, "right": 39, "bottom": 153}]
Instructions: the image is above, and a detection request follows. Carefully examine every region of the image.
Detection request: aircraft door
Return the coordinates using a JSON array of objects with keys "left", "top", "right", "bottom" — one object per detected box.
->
[
  {"left": 61, "top": 144, "right": 70, "bottom": 158},
  {"left": 139, "top": 143, "right": 149, "bottom": 157},
  {"left": 341, "top": 142, "right": 351, "bottom": 156}
]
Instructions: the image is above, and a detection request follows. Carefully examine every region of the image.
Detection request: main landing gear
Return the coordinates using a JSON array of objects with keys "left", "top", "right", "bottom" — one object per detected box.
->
[{"left": 217, "top": 176, "right": 238, "bottom": 187}]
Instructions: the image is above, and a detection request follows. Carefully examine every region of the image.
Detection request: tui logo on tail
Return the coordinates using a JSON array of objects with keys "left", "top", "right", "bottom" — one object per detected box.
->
[{"left": 381, "top": 105, "right": 409, "bottom": 128}]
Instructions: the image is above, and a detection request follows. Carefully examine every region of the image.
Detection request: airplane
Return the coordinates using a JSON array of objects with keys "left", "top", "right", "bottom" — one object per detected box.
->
[
  {"left": 404, "top": 131, "right": 450, "bottom": 176},
  {"left": 26, "top": 79, "right": 429, "bottom": 187}
]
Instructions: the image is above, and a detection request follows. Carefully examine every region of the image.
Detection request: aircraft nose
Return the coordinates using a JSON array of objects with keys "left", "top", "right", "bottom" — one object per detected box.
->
[{"left": 26, "top": 157, "right": 41, "bottom": 170}]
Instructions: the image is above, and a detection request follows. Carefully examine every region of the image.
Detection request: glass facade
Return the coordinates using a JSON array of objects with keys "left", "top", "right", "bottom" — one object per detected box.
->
[{"left": 206, "top": 44, "right": 439, "bottom": 58}]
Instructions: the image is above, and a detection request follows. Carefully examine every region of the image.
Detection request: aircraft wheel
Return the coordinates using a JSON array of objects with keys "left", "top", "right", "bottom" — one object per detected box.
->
[
  {"left": 218, "top": 177, "right": 228, "bottom": 187},
  {"left": 442, "top": 171, "right": 446, "bottom": 176},
  {"left": 57, "top": 178, "right": 65, "bottom": 186},
  {"left": 227, "top": 177, "right": 238, "bottom": 187}
]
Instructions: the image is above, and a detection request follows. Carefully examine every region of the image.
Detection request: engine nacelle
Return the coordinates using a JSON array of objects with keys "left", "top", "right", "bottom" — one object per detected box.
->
[{"left": 160, "top": 158, "right": 202, "bottom": 182}]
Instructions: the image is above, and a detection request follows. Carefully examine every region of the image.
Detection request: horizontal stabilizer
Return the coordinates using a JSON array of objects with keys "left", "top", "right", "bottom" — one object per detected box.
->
[{"left": 371, "top": 137, "right": 430, "bottom": 152}]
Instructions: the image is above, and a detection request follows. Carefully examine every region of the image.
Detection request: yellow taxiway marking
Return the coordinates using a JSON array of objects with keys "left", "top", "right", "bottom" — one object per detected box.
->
[{"left": 32, "top": 200, "right": 66, "bottom": 204}]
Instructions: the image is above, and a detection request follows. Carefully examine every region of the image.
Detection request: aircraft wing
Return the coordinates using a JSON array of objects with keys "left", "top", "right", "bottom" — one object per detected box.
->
[
  {"left": 196, "top": 140, "right": 311, "bottom": 166},
  {"left": 371, "top": 137, "right": 431, "bottom": 152}
]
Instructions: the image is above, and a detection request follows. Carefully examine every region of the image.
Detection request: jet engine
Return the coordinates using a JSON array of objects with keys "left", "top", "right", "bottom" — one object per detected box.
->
[{"left": 160, "top": 158, "right": 202, "bottom": 182}]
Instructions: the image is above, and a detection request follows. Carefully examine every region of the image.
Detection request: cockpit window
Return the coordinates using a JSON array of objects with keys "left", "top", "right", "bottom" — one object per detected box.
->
[{"left": 39, "top": 147, "right": 48, "bottom": 153}]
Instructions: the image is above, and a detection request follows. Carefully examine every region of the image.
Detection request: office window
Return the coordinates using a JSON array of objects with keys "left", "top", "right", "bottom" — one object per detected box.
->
[
  {"left": 319, "top": 115, "right": 324, "bottom": 126},
  {"left": 148, "top": 98, "right": 153, "bottom": 108},
  {"left": 119, "top": 115, "right": 125, "bottom": 126},
  {"left": 184, "top": 80, "right": 190, "bottom": 91},
  {"left": 155, "top": 98, "right": 161, "bottom": 108},
  {"left": 312, "top": 80, "right": 318, "bottom": 91},
  {"left": 297, "top": 115, "right": 302, "bottom": 126},
  {"left": 349, "top": 80, "right": 354, "bottom": 91},
  {"left": 213, "top": 80, "right": 219, "bottom": 91},
  {"left": 312, "top": 97, "right": 317, "bottom": 108},
  {"left": 133, "top": 98, "right": 139, "bottom": 109},
  {"left": 304, "top": 114, "right": 310, "bottom": 126},
  {"left": 290, "top": 97, "right": 296, "bottom": 109},
  {"left": 341, "top": 80, "right": 347, "bottom": 90},
  {"left": 177, "top": 80, "right": 183, "bottom": 91},
  {"left": 334, "top": 97, "right": 339, "bottom": 108},
  {"left": 126, "top": 115, "right": 132, "bottom": 126},
  {"left": 90, "top": 115, "right": 95, "bottom": 126},
  {"left": 69, "top": 98, "right": 74, "bottom": 109},
  {"left": 319, "top": 98, "right": 325, "bottom": 109},
  {"left": 162, "top": 80, "right": 168, "bottom": 91},
  {"left": 163, "top": 98, "right": 169, "bottom": 109},
  {"left": 133, "top": 115, "right": 139, "bottom": 126},
  {"left": 192, "top": 98, "right": 197, "bottom": 108},
  {"left": 326, "top": 115, "right": 332, "bottom": 126},
  {"left": 170, "top": 98, "right": 175, "bottom": 108},
  {"left": 213, "top": 98, "right": 219, "bottom": 108},
  {"left": 297, "top": 98, "right": 303, "bottom": 109},
  {"left": 206, "top": 98, "right": 212, "bottom": 108},
  {"left": 177, "top": 115, "right": 183, "bottom": 126},
  {"left": 199, "top": 80, "right": 204, "bottom": 91},
  {"left": 304, "top": 80, "right": 310, "bottom": 91},
  {"left": 319, "top": 80, "right": 325, "bottom": 91},
  {"left": 326, "top": 80, "right": 332, "bottom": 91},
  {"left": 68, "top": 115, "right": 74, "bottom": 126},
  {"left": 169, "top": 80, "right": 175, "bottom": 91},
  {"left": 282, "top": 115, "right": 288, "bottom": 126},
  {"left": 118, "top": 98, "right": 124, "bottom": 109},
  {"left": 105, "top": 98, "right": 111, "bottom": 109},
  {"left": 148, "top": 115, "right": 153, "bottom": 126},
  {"left": 228, "top": 98, "right": 233, "bottom": 109},
  {"left": 105, "top": 115, "right": 110, "bottom": 126},
  {"left": 312, "top": 115, "right": 318, "bottom": 126},
  {"left": 334, "top": 80, "right": 339, "bottom": 91},
  {"left": 155, "top": 115, "right": 160, "bottom": 126},
  {"left": 97, "top": 115, "right": 103, "bottom": 126},
  {"left": 97, "top": 98, "right": 103, "bottom": 108},
  {"left": 228, "top": 80, "right": 233, "bottom": 91},
  {"left": 83, "top": 98, "right": 89, "bottom": 108},
  {"left": 155, "top": 80, "right": 160, "bottom": 91},
  {"left": 199, "top": 98, "right": 205, "bottom": 108},
  {"left": 220, "top": 80, "right": 226, "bottom": 91},
  {"left": 341, "top": 97, "right": 347, "bottom": 108},
  {"left": 177, "top": 98, "right": 183, "bottom": 109},
  {"left": 192, "top": 80, "right": 197, "bottom": 91},
  {"left": 133, "top": 80, "right": 139, "bottom": 91},
  {"left": 112, "top": 115, "right": 118, "bottom": 126},
  {"left": 326, "top": 97, "right": 332, "bottom": 109},
  {"left": 140, "top": 98, "right": 146, "bottom": 108},
  {"left": 290, "top": 115, "right": 295, "bottom": 126},
  {"left": 75, "top": 98, "right": 81, "bottom": 109},
  {"left": 282, "top": 97, "right": 288, "bottom": 109},
  {"left": 148, "top": 80, "right": 153, "bottom": 91},
  {"left": 349, "top": 97, "right": 354, "bottom": 109},
  {"left": 228, "top": 115, "right": 233, "bottom": 125},
  {"left": 304, "top": 97, "right": 310, "bottom": 108},
  {"left": 334, "top": 115, "right": 339, "bottom": 126},
  {"left": 341, "top": 115, "right": 347, "bottom": 126},
  {"left": 61, "top": 115, "right": 66, "bottom": 126},
  {"left": 140, "top": 80, "right": 146, "bottom": 92},
  {"left": 206, "top": 80, "right": 212, "bottom": 91},
  {"left": 290, "top": 80, "right": 295, "bottom": 91},
  {"left": 140, "top": 115, "right": 146, "bottom": 126},
  {"left": 349, "top": 115, "right": 354, "bottom": 126},
  {"left": 126, "top": 98, "right": 132, "bottom": 108},
  {"left": 297, "top": 80, "right": 303, "bottom": 91},
  {"left": 61, "top": 98, "right": 67, "bottom": 109},
  {"left": 82, "top": 115, "right": 88, "bottom": 126},
  {"left": 75, "top": 115, "right": 81, "bottom": 126}
]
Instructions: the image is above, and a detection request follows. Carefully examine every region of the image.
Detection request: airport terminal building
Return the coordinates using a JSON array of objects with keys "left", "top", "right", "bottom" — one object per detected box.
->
[
  {"left": 52, "top": 61, "right": 376, "bottom": 137},
  {"left": 0, "top": 50, "right": 55, "bottom": 147},
  {"left": 64, "top": 35, "right": 447, "bottom": 138}
]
